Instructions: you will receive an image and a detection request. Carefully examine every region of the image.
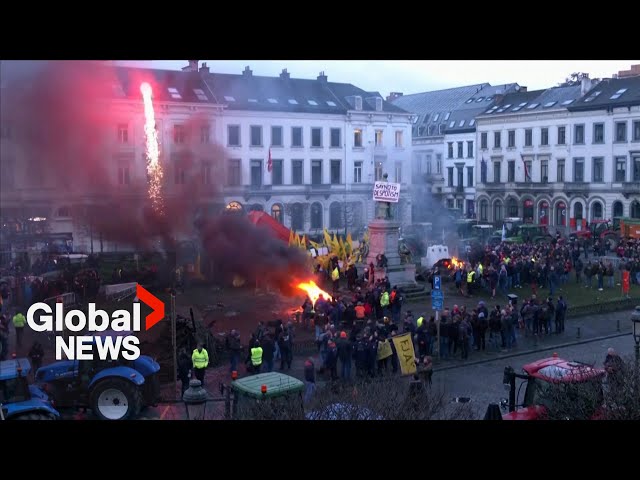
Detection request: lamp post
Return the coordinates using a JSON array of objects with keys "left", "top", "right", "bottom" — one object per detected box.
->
[
  {"left": 631, "top": 306, "right": 640, "bottom": 364},
  {"left": 183, "top": 379, "right": 208, "bottom": 420}
]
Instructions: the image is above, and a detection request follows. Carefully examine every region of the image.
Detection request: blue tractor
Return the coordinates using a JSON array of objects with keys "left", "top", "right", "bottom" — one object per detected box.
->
[
  {"left": 35, "top": 332, "right": 161, "bottom": 420},
  {"left": 1, "top": 358, "right": 60, "bottom": 420}
]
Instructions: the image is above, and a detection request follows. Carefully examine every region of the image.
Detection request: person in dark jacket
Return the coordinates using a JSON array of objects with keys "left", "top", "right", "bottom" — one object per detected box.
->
[
  {"left": 261, "top": 334, "right": 275, "bottom": 372},
  {"left": 177, "top": 348, "right": 192, "bottom": 395},
  {"left": 325, "top": 341, "right": 338, "bottom": 380},
  {"left": 336, "top": 331, "right": 352, "bottom": 380},
  {"left": 303, "top": 358, "right": 316, "bottom": 404},
  {"left": 278, "top": 330, "right": 293, "bottom": 370},
  {"left": 28, "top": 341, "right": 45, "bottom": 376},
  {"left": 226, "top": 329, "right": 242, "bottom": 373},
  {"left": 604, "top": 348, "right": 624, "bottom": 388},
  {"left": 354, "top": 335, "right": 368, "bottom": 378}
]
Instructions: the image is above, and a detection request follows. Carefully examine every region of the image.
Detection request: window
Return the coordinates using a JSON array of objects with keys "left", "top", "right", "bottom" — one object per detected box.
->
[
  {"left": 307, "top": 100, "right": 318, "bottom": 106},
  {"left": 311, "top": 160, "right": 322, "bottom": 184},
  {"left": 272, "top": 159, "right": 283, "bottom": 185},
  {"left": 508, "top": 198, "right": 518, "bottom": 217},
  {"left": 310, "top": 203, "right": 323, "bottom": 229},
  {"left": 634, "top": 121, "right": 640, "bottom": 141},
  {"left": 174, "top": 125, "right": 186, "bottom": 144},
  {"left": 557, "top": 159, "right": 565, "bottom": 182},
  {"left": 288, "top": 99, "right": 298, "bottom": 105},
  {"left": 615, "top": 157, "right": 626, "bottom": 182},
  {"left": 456, "top": 199, "right": 463, "bottom": 211},
  {"left": 481, "top": 132, "right": 487, "bottom": 149},
  {"left": 395, "top": 163, "right": 402, "bottom": 183},
  {"left": 493, "top": 161, "right": 501, "bottom": 183},
  {"left": 541, "top": 160, "right": 548, "bottom": 182},
  {"left": 494, "top": 201, "right": 503, "bottom": 222},
  {"left": 615, "top": 122, "right": 627, "bottom": 142},
  {"left": 202, "top": 161, "right": 212, "bottom": 185},
  {"left": 375, "top": 129, "right": 383, "bottom": 146},
  {"left": 292, "top": 160, "right": 303, "bottom": 185},
  {"left": 250, "top": 126, "right": 262, "bottom": 147},
  {"left": 524, "top": 129, "right": 532, "bottom": 147},
  {"left": 433, "top": 113, "right": 440, "bottom": 122},
  {"left": 573, "top": 158, "right": 584, "bottom": 182},
  {"left": 330, "top": 160, "right": 341, "bottom": 184},
  {"left": 311, "top": 127, "right": 322, "bottom": 147},
  {"left": 480, "top": 160, "right": 487, "bottom": 183},
  {"left": 447, "top": 167, "right": 454, "bottom": 187},
  {"left": 354, "top": 161, "right": 362, "bottom": 183},
  {"left": 395, "top": 131, "right": 404, "bottom": 148},
  {"left": 426, "top": 155, "right": 432, "bottom": 174},
  {"left": 227, "top": 159, "right": 241, "bottom": 185},
  {"left": 447, "top": 199, "right": 454, "bottom": 209},
  {"left": 444, "top": 112, "right": 451, "bottom": 120},
  {"left": 250, "top": 160, "right": 262, "bottom": 187},
  {"left": 633, "top": 156, "right": 640, "bottom": 181},
  {"left": 457, "top": 142, "right": 464, "bottom": 158},
  {"left": 508, "top": 161, "right": 515, "bottom": 182},
  {"left": 267, "top": 98, "right": 278, "bottom": 104},
  {"left": 330, "top": 202, "right": 343, "bottom": 229},
  {"left": 292, "top": 127, "right": 303, "bottom": 147},
  {"left": 494, "top": 131, "right": 501, "bottom": 148},
  {"left": 508, "top": 130, "right": 515, "bottom": 148},
  {"left": 354, "top": 129, "right": 363, "bottom": 147},
  {"left": 467, "top": 141, "right": 473, "bottom": 158},
  {"left": 224, "top": 96, "right": 235, "bottom": 102},
  {"left": 613, "top": 201, "right": 624, "bottom": 218},
  {"left": 558, "top": 126, "right": 566, "bottom": 145},
  {"left": 290, "top": 203, "right": 304, "bottom": 231},
  {"left": 592, "top": 157, "right": 604, "bottom": 182},
  {"left": 574, "top": 125, "right": 585, "bottom": 144},
  {"left": 355, "top": 97, "right": 362, "bottom": 110},
  {"left": 167, "top": 87, "right": 181, "bottom": 100},
  {"left": 592, "top": 202, "right": 603, "bottom": 221},
  {"left": 228, "top": 125, "right": 240, "bottom": 146},
  {"left": 194, "top": 123, "right": 208, "bottom": 145},
  {"left": 174, "top": 164, "right": 185, "bottom": 185},
  {"left": 540, "top": 128, "right": 549, "bottom": 146},
  {"left": 375, "top": 161, "right": 383, "bottom": 181},
  {"left": 480, "top": 200, "right": 489, "bottom": 222},
  {"left": 447, "top": 142, "right": 454, "bottom": 158},
  {"left": 330, "top": 128, "right": 341, "bottom": 148},
  {"left": 593, "top": 123, "right": 604, "bottom": 144},
  {"left": 118, "top": 165, "right": 130, "bottom": 185},
  {"left": 117, "top": 124, "right": 128, "bottom": 143},
  {"left": 524, "top": 160, "right": 532, "bottom": 182},
  {"left": 271, "top": 204, "right": 283, "bottom": 223},
  {"left": 271, "top": 126, "right": 283, "bottom": 147},
  {"left": 467, "top": 167, "right": 473, "bottom": 187}
]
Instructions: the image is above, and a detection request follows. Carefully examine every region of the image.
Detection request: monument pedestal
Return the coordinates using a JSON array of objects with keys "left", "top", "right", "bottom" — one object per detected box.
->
[{"left": 366, "top": 219, "right": 417, "bottom": 288}]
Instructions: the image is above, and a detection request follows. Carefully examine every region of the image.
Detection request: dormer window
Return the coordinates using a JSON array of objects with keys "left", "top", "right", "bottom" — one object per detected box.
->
[{"left": 355, "top": 96, "right": 362, "bottom": 111}]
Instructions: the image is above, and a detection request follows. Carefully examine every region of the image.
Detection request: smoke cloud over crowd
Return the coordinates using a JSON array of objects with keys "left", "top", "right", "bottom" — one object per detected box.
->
[{"left": 1, "top": 60, "right": 310, "bottom": 292}]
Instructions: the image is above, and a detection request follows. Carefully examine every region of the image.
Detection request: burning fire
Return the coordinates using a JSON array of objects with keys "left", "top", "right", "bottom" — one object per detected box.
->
[
  {"left": 140, "top": 82, "right": 164, "bottom": 214},
  {"left": 296, "top": 280, "right": 332, "bottom": 306},
  {"left": 450, "top": 257, "right": 464, "bottom": 269}
]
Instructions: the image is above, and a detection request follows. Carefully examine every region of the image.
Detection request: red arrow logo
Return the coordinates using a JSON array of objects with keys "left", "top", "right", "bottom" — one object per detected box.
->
[{"left": 136, "top": 284, "right": 165, "bottom": 330}]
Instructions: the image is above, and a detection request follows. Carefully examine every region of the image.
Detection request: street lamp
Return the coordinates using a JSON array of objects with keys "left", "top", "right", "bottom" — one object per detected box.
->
[
  {"left": 183, "top": 379, "right": 208, "bottom": 420},
  {"left": 631, "top": 306, "right": 640, "bottom": 363}
]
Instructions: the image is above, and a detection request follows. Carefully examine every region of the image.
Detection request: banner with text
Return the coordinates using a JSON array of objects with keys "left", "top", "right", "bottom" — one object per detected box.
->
[
  {"left": 373, "top": 181, "right": 401, "bottom": 203},
  {"left": 391, "top": 333, "right": 417, "bottom": 376}
]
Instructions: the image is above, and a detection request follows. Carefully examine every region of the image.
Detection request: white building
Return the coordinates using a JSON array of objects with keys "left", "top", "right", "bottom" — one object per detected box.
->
[
  {"left": 474, "top": 75, "right": 640, "bottom": 232},
  {"left": 0, "top": 61, "right": 414, "bottom": 257}
]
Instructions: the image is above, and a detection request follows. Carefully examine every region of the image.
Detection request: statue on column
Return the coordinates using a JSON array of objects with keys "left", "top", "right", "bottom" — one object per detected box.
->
[{"left": 375, "top": 173, "right": 392, "bottom": 220}]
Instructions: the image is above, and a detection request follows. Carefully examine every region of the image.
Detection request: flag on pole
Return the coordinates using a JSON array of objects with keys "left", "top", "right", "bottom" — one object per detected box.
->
[
  {"left": 521, "top": 153, "right": 529, "bottom": 181},
  {"left": 267, "top": 148, "right": 272, "bottom": 173},
  {"left": 501, "top": 223, "right": 507, "bottom": 241}
]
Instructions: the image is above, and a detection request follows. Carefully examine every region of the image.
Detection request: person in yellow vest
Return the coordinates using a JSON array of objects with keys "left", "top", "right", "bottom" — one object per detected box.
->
[
  {"left": 12, "top": 311, "right": 26, "bottom": 349},
  {"left": 191, "top": 342, "right": 209, "bottom": 386},
  {"left": 332, "top": 266, "right": 340, "bottom": 295},
  {"left": 249, "top": 340, "right": 263, "bottom": 375},
  {"left": 466, "top": 269, "right": 476, "bottom": 296},
  {"left": 380, "top": 290, "right": 390, "bottom": 317}
]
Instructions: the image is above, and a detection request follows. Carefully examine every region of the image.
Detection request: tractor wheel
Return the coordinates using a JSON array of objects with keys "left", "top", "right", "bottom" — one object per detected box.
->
[
  {"left": 89, "top": 378, "right": 142, "bottom": 421},
  {"left": 12, "top": 412, "right": 57, "bottom": 420}
]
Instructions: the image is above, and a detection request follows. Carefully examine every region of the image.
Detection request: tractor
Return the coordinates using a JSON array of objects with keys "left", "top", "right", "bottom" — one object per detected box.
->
[
  {"left": 35, "top": 331, "right": 161, "bottom": 420},
  {"left": 499, "top": 353, "right": 605, "bottom": 420},
  {"left": 518, "top": 224, "right": 553, "bottom": 244},
  {"left": 569, "top": 219, "right": 620, "bottom": 251},
  {"left": 1, "top": 358, "right": 60, "bottom": 420}
]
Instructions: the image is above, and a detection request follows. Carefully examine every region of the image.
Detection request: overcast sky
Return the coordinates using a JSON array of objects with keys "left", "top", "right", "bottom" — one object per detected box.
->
[{"left": 121, "top": 60, "right": 639, "bottom": 96}]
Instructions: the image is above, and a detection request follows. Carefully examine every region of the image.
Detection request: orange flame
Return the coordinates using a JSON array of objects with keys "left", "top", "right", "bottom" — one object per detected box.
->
[
  {"left": 296, "top": 280, "right": 332, "bottom": 306},
  {"left": 140, "top": 82, "right": 164, "bottom": 214},
  {"left": 451, "top": 257, "right": 464, "bottom": 269}
]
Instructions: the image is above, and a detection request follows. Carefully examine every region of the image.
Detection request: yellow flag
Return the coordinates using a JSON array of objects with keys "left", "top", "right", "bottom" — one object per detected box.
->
[
  {"left": 331, "top": 233, "right": 340, "bottom": 254},
  {"left": 309, "top": 239, "right": 321, "bottom": 250},
  {"left": 377, "top": 340, "right": 393, "bottom": 360},
  {"left": 391, "top": 333, "right": 417, "bottom": 375},
  {"left": 346, "top": 233, "right": 353, "bottom": 255},
  {"left": 288, "top": 230, "right": 296, "bottom": 246},
  {"left": 323, "top": 228, "right": 332, "bottom": 248}
]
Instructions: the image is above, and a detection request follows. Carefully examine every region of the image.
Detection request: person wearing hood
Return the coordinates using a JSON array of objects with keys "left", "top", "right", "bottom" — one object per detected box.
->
[{"left": 336, "top": 331, "right": 353, "bottom": 380}]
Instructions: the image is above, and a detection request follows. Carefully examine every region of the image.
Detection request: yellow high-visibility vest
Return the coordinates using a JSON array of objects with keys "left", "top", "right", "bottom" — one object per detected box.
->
[
  {"left": 467, "top": 271, "right": 475, "bottom": 283},
  {"left": 12, "top": 313, "right": 26, "bottom": 328},
  {"left": 192, "top": 348, "right": 209, "bottom": 369},
  {"left": 332, "top": 268, "right": 340, "bottom": 281},
  {"left": 251, "top": 347, "right": 263, "bottom": 366}
]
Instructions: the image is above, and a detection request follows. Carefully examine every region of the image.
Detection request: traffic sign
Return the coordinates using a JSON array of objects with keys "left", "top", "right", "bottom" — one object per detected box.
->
[
  {"left": 431, "top": 290, "right": 444, "bottom": 311},
  {"left": 433, "top": 275, "right": 441, "bottom": 290}
]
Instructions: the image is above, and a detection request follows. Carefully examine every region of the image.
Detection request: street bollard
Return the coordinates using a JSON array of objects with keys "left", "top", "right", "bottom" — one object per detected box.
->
[{"left": 576, "top": 327, "right": 581, "bottom": 339}]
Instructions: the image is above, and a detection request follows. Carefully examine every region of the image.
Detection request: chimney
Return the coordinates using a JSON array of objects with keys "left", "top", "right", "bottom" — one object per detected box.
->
[
  {"left": 242, "top": 66, "right": 253, "bottom": 78},
  {"left": 182, "top": 60, "right": 199, "bottom": 72},
  {"left": 199, "top": 62, "right": 209, "bottom": 74},
  {"left": 317, "top": 71, "right": 327, "bottom": 83},
  {"left": 386, "top": 92, "right": 403, "bottom": 102},
  {"left": 581, "top": 74, "right": 592, "bottom": 96},
  {"left": 493, "top": 89, "right": 505, "bottom": 104},
  {"left": 519, "top": 86, "right": 527, "bottom": 93},
  {"left": 280, "top": 68, "right": 290, "bottom": 80}
]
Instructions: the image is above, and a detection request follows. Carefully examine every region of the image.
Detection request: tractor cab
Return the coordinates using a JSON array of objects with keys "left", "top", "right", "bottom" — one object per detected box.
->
[
  {"left": 228, "top": 372, "right": 305, "bottom": 419},
  {"left": 518, "top": 224, "right": 553, "bottom": 244},
  {"left": 500, "top": 354, "right": 605, "bottom": 420},
  {"left": 1, "top": 358, "right": 60, "bottom": 420}
]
